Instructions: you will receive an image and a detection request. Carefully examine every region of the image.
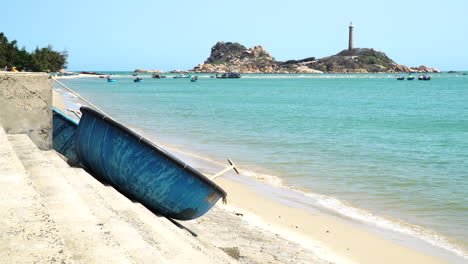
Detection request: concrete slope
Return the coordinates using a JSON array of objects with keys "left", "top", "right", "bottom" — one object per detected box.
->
[
  {"left": 8, "top": 134, "right": 135, "bottom": 264},
  {"left": 0, "top": 128, "right": 73, "bottom": 264},
  {"left": 45, "top": 148, "right": 236, "bottom": 264}
]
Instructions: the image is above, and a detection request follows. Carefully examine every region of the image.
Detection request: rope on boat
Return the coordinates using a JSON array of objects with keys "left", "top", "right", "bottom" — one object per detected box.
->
[
  {"left": 51, "top": 77, "right": 110, "bottom": 117},
  {"left": 52, "top": 77, "right": 231, "bottom": 205}
]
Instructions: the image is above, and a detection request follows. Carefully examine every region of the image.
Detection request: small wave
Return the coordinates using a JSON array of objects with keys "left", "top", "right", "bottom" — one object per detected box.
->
[
  {"left": 63, "top": 92, "right": 78, "bottom": 99},
  {"left": 241, "top": 170, "right": 284, "bottom": 186},
  {"left": 159, "top": 144, "right": 287, "bottom": 186},
  {"left": 304, "top": 192, "right": 468, "bottom": 260}
]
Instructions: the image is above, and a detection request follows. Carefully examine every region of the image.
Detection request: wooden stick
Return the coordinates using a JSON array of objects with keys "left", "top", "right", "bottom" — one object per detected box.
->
[
  {"left": 210, "top": 159, "right": 240, "bottom": 181},
  {"left": 67, "top": 108, "right": 82, "bottom": 119}
]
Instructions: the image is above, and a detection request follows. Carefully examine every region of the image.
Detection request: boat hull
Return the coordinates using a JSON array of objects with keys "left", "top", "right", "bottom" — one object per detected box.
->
[
  {"left": 418, "top": 77, "right": 431, "bottom": 80},
  {"left": 52, "top": 107, "right": 80, "bottom": 165},
  {"left": 75, "top": 106, "right": 226, "bottom": 220}
]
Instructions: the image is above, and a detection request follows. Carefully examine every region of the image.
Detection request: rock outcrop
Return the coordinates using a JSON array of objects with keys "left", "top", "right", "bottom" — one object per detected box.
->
[
  {"left": 191, "top": 42, "right": 437, "bottom": 74},
  {"left": 193, "top": 42, "right": 280, "bottom": 73},
  {"left": 410, "top": 65, "right": 441, "bottom": 73}
]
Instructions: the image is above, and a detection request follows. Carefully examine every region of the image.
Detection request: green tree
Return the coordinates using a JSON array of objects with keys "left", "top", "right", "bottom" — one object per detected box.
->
[
  {"left": 31, "top": 45, "right": 68, "bottom": 72},
  {"left": 0, "top": 33, "right": 19, "bottom": 69},
  {"left": 0, "top": 32, "right": 68, "bottom": 72},
  {"left": 15, "top": 48, "right": 32, "bottom": 70}
]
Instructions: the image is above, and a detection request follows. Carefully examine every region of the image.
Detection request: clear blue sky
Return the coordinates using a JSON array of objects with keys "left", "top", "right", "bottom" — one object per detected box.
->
[{"left": 4, "top": 0, "right": 468, "bottom": 71}]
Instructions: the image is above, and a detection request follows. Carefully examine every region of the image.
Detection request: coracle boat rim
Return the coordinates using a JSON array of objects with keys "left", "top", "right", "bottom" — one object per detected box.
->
[{"left": 79, "top": 106, "right": 227, "bottom": 199}]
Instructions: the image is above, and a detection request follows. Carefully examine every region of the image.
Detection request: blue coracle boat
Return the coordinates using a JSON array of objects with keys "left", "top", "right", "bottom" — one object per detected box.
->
[
  {"left": 75, "top": 106, "right": 227, "bottom": 220},
  {"left": 52, "top": 107, "right": 81, "bottom": 165}
]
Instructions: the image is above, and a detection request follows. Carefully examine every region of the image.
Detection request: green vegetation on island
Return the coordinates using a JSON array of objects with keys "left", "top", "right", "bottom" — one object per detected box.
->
[{"left": 0, "top": 32, "right": 68, "bottom": 72}]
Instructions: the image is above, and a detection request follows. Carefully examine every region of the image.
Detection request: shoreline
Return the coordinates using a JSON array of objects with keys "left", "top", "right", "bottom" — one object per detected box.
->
[
  {"left": 53, "top": 72, "right": 468, "bottom": 82},
  {"left": 162, "top": 143, "right": 463, "bottom": 264},
  {"left": 52, "top": 80, "right": 462, "bottom": 263},
  {"left": 214, "top": 178, "right": 446, "bottom": 264}
]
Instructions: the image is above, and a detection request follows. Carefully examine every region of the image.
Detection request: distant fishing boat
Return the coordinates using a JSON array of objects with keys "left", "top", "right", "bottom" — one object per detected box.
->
[
  {"left": 134, "top": 77, "right": 143, "bottom": 82},
  {"left": 52, "top": 107, "right": 81, "bottom": 165},
  {"left": 75, "top": 106, "right": 227, "bottom": 220},
  {"left": 396, "top": 75, "right": 405, "bottom": 80},
  {"left": 173, "top": 74, "right": 191, "bottom": 79},
  {"left": 151, "top": 74, "right": 166, "bottom": 79},
  {"left": 216, "top": 72, "right": 241, "bottom": 79},
  {"left": 407, "top": 74, "right": 415, "bottom": 80},
  {"left": 418, "top": 75, "right": 431, "bottom": 80},
  {"left": 191, "top": 76, "right": 198, "bottom": 82},
  {"left": 107, "top": 76, "right": 117, "bottom": 82}
]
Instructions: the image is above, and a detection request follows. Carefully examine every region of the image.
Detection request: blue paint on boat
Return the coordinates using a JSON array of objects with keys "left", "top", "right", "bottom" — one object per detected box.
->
[
  {"left": 52, "top": 107, "right": 81, "bottom": 165},
  {"left": 107, "top": 78, "right": 117, "bottom": 82},
  {"left": 75, "top": 106, "right": 227, "bottom": 220}
]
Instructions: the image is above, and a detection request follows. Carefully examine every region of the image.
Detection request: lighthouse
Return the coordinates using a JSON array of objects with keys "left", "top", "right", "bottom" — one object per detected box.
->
[{"left": 348, "top": 22, "right": 354, "bottom": 50}]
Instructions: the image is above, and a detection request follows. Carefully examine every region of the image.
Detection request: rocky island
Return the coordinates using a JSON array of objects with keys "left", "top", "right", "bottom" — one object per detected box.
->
[
  {"left": 136, "top": 23, "right": 440, "bottom": 74},
  {"left": 190, "top": 41, "right": 440, "bottom": 74}
]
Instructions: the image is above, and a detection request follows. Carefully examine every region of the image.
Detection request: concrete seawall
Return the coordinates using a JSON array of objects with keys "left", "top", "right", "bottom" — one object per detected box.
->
[{"left": 0, "top": 72, "right": 52, "bottom": 150}]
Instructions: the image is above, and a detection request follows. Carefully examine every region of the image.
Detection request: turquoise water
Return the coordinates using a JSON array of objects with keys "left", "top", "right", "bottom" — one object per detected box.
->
[{"left": 59, "top": 73, "right": 468, "bottom": 260}]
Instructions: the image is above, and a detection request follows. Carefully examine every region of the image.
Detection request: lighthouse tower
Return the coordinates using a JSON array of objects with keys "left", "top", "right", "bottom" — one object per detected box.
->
[{"left": 348, "top": 22, "right": 354, "bottom": 50}]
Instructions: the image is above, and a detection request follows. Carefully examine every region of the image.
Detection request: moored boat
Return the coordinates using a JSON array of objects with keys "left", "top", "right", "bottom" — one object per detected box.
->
[
  {"left": 173, "top": 74, "right": 191, "bottom": 79},
  {"left": 152, "top": 74, "right": 166, "bottom": 79},
  {"left": 418, "top": 75, "right": 431, "bottom": 80},
  {"left": 191, "top": 76, "right": 198, "bottom": 82},
  {"left": 216, "top": 72, "right": 241, "bottom": 79},
  {"left": 407, "top": 74, "right": 415, "bottom": 80},
  {"left": 396, "top": 75, "right": 405, "bottom": 80},
  {"left": 107, "top": 77, "right": 117, "bottom": 82},
  {"left": 75, "top": 106, "right": 227, "bottom": 220},
  {"left": 134, "top": 77, "right": 143, "bottom": 82},
  {"left": 52, "top": 107, "right": 81, "bottom": 165}
]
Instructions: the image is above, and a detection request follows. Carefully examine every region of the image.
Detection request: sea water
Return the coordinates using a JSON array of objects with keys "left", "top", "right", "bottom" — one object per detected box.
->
[{"left": 57, "top": 73, "right": 468, "bottom": 261}]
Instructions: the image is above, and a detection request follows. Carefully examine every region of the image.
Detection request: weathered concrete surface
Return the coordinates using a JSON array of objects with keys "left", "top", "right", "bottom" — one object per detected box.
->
[
  {"left": 0, "top": 73, "right": 52, "bottom": 150},
  {"left": 0, "top": 127, "right": 73, "bottom": 264},
  {"left": 5, "top": 132, "right": 237, "bottom": 264},
  {"left": 9, "top": 134, "right": 135, "bottom": 264}
]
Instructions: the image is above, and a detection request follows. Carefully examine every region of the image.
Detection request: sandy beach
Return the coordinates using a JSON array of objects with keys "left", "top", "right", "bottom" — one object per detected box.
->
[
  {"left": 53, "top": 89, "right": 67, "bottom": 111},
  {"left": 50, "top": 78, "right": 452, "bottom": 264},
  {"left": 210, "top": 178, "right": 447, "bottom": 264}
]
